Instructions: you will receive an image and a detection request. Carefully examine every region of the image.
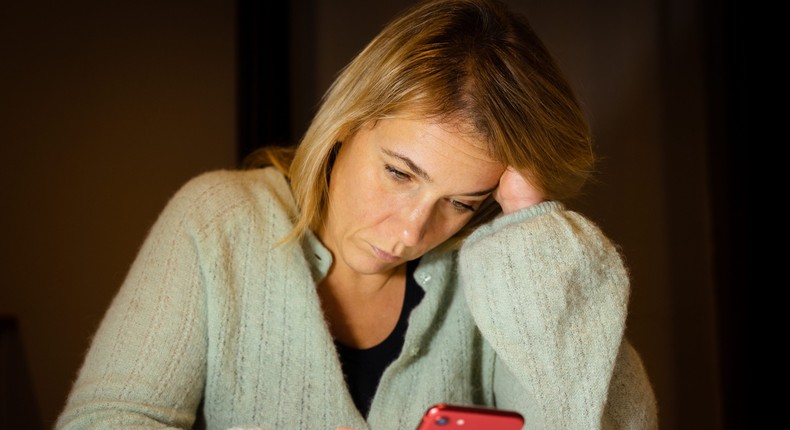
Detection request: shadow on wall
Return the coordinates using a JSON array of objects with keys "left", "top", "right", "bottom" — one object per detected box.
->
[{"left": 1, "top": 316, "right": 43, "bottom": 430}]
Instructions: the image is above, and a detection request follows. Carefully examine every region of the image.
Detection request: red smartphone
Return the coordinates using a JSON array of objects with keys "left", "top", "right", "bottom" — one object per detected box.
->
[{"left": 415, "top": 403, "right": 525, "bottom": 430}]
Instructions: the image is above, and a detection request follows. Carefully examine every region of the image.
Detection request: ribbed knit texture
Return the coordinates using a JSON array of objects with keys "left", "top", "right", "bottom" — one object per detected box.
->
[
  {"left": 56, "top": 168, "right": 657, "bottom": 430},
  {"left": 460, "top": 202, "right": 658, "bottom": 429}
]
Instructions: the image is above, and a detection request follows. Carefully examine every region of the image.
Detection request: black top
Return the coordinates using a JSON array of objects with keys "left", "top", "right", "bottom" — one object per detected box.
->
[{"left": 334, "top": 258, "right": 425, "bottom": 418}]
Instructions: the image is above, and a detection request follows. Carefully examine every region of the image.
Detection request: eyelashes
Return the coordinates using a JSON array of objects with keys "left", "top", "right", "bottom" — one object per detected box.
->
[
  {"left": 449, "top": 199, "right": 476, "bottom": 213},
  {"left": 385, "top": 164, "right": 410, "bottom": 181},
  {"left": 384, "top": 164, "right": 476, "bottom": 213}
]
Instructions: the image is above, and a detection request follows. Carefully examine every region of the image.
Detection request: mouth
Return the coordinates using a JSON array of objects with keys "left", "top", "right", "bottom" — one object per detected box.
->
[{"left": 371, "top": 245, "right": 400, "bottom": 263}]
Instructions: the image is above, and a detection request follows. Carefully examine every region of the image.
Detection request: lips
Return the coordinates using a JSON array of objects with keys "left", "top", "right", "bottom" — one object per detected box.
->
[{"left": 371, "top": 245, "right": 400, "bottom": 263}]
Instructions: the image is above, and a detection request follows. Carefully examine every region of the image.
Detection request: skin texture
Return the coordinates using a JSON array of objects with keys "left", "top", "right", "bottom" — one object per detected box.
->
[{"left": 317, "top": 117, "right": 509, "bottom": 349}]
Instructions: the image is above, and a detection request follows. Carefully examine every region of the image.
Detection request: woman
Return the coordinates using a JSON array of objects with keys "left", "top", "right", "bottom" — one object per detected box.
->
[{"left": 56, "top": 0, "right": 658, "bottom": 428}]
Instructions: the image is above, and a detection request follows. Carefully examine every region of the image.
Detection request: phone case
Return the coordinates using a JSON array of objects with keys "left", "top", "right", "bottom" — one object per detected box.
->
[{"left": 415, "top": 403, "right": 525, "bottom": 430}]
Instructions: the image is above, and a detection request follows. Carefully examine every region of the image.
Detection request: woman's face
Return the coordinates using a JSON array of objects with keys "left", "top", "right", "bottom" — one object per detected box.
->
[{"left": 319, "top": 117, "right": 505, "bottom": 276}]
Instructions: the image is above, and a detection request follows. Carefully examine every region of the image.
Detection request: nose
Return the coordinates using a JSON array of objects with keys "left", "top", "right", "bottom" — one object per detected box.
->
[{"left": 398, "top": 202, "right": 432, "bottom": 248}]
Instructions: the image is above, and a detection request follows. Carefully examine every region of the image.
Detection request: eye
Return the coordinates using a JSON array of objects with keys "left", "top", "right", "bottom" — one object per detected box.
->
[
  {"left": 385, "top": 164, "right": 411, "bottom": 182},
  {"left": 449, "top": 199, "right": 476, "bottom": 214}
]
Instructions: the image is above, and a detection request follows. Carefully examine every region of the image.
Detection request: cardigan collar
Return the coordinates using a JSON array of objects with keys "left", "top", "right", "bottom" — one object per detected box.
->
[
  {"left": 301, "top": 229, "right": 334, "bottom": 283},
  {"left": 300, "top": 229, "right": 454, "bottom": 290}
]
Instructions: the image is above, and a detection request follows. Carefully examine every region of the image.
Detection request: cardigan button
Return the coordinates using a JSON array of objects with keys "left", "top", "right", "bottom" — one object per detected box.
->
[{"left": 410, "top": 346, "right": 421, "bottom": 356}]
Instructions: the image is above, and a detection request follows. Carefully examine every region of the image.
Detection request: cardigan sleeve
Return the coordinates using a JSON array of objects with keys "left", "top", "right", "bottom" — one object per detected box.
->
[
  {"left": 458, "top": 201, "right": 658, "bottom": 429},
  {"left": 55, "top": 174, "right": 219, "bottom": 429}
]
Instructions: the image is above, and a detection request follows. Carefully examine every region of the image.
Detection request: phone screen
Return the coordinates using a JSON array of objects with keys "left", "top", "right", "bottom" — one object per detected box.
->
[{"left": 415, "top": 404, "right": 525, "bottom": 430}]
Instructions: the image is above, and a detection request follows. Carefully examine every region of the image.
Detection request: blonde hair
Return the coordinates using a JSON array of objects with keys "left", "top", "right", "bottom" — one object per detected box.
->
[{"left": 246, "top": 0, "right": 594, "bottom": 248}]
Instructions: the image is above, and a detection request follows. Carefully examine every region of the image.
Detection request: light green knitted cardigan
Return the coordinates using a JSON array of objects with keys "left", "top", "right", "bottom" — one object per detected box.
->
[{"left": 56, "top": 167, "right": 658, "bottom": 430}]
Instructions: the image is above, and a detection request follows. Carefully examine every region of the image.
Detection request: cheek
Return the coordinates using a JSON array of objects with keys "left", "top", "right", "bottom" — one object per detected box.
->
[
  {"left": 333, "top": 167, "right": 393, "bottom": 223},
  {"left": 423, "top": 213, "right": 473, "bottom": 246}
]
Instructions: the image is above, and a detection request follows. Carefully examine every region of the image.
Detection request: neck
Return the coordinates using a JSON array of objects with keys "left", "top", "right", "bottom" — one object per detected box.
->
[
  {"left": 322, "top": 263, "right": 405, "bottom": 296},
  {"left": 317, "top": 263, "right": 408, "bottom": 348}
]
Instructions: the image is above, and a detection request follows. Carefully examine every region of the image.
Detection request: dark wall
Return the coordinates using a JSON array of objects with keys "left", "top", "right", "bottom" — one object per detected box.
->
[
  {"left": 704, "top": 0, "right": 748, "bottom": 427},
  {"left": 0, "top": 1, "right": 236, "bottom": 427}
]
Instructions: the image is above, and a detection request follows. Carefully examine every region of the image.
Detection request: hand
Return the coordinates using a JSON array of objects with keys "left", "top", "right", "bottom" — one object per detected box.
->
[{"left": 494, "top": 167, "right": 545, "bottom": 214}]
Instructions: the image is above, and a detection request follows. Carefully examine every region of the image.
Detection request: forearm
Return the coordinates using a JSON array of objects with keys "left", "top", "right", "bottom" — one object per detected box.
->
[{"left": 459, "top": 201, "right": 632, "bottom": 427}]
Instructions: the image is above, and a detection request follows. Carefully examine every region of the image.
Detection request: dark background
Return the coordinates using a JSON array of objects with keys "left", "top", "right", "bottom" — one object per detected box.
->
[{"left": 1, "top": 0, "right": 747, "bottom": 428}]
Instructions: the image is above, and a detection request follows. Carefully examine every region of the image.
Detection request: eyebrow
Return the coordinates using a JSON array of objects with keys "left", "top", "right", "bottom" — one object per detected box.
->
[
  {"left": 383, "top": 148, "right": 432, "bottom": 182},
  {"left": 382, "top": 148, "right": 498, "bottom": 197}
]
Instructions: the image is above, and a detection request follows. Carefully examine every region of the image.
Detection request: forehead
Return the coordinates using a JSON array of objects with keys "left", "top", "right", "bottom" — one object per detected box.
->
[
  {"left": 360, "top": 117, "right": 504, "bottom": 186},
  {"left": 366, "top": 116, "right": 493, "bottom": 158}
]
